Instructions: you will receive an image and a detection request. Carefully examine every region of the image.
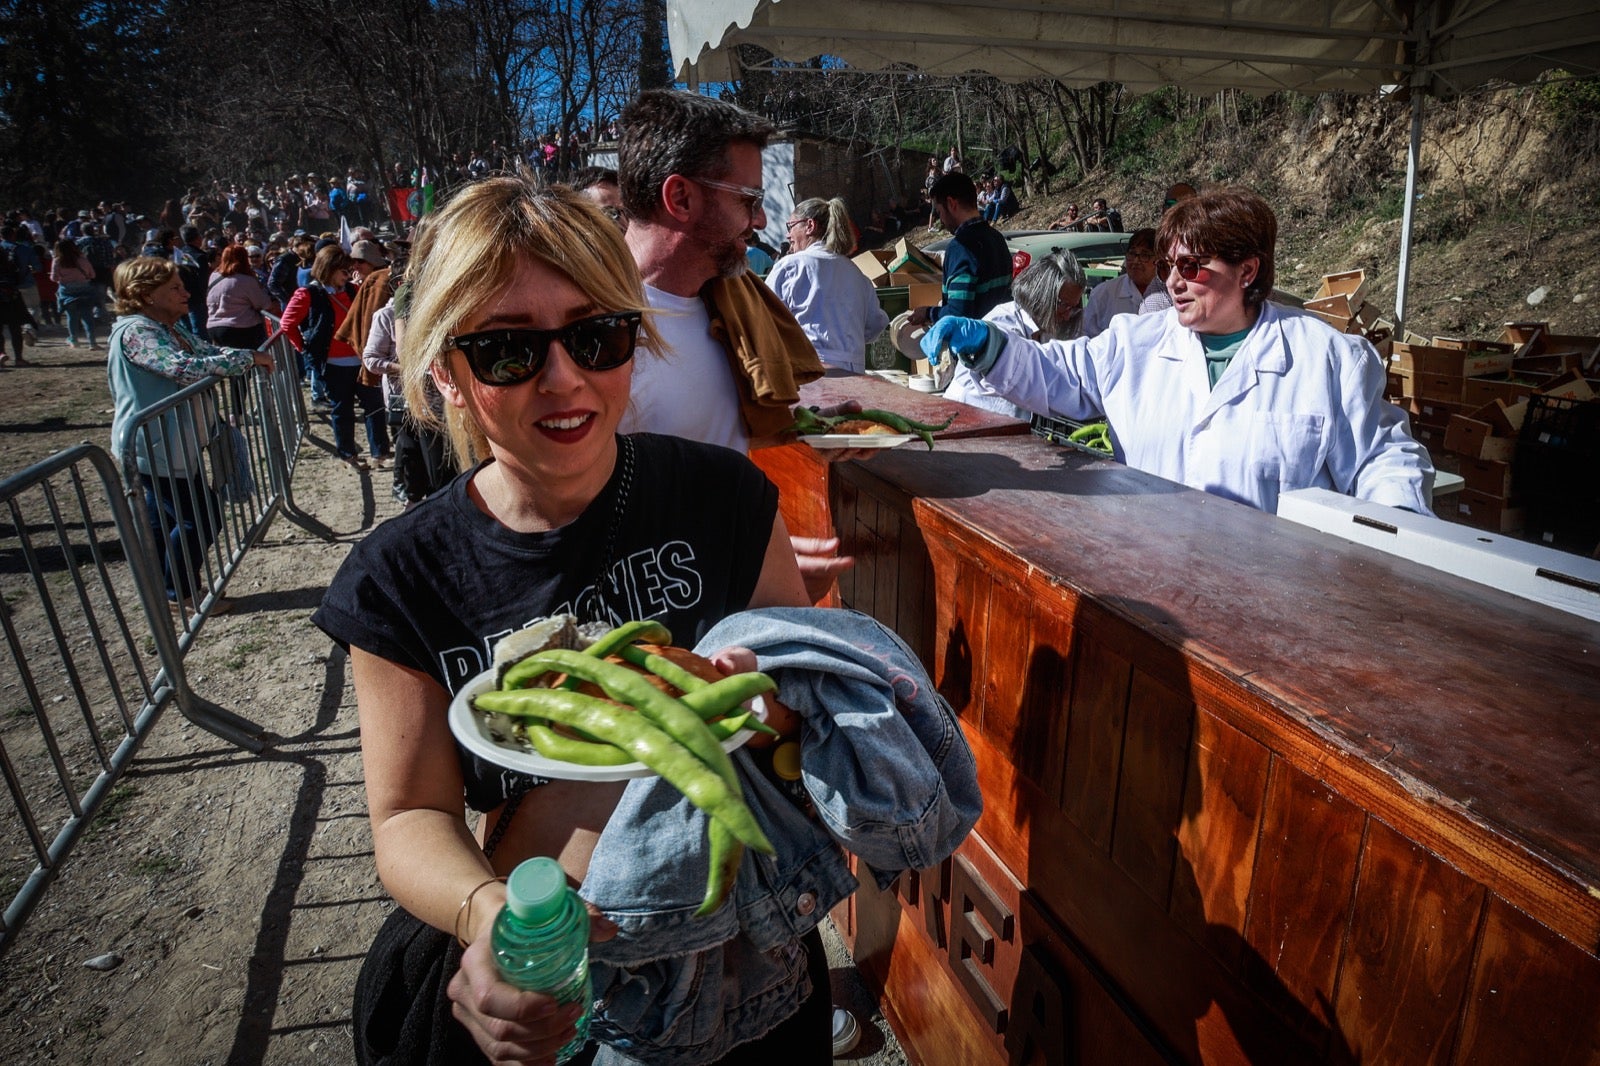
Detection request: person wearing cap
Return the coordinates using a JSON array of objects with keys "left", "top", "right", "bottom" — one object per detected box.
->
[{"left": 347, "top": 239, "right": 388, "bottom": 283}]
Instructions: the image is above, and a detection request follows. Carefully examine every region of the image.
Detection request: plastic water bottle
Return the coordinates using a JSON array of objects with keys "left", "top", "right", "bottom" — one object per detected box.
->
[{"left": 491, "top": 857, "right": 592, "bottom": 1063}]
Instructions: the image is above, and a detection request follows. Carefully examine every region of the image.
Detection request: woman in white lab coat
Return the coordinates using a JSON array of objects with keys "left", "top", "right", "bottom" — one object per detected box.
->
[
  {"left": 919, "top": 187, "right": 1434, "bottom": 515},
  {"left": 765, "top": 197, "right": 889, "bottom": 373}
]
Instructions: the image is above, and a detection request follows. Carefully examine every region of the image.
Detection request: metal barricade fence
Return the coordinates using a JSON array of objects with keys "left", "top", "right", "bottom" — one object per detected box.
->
[
  {"left": 121, "top": 338, "right": 306, "bottom": 647},
  {"left": 0, "top": 445, "right": 264, "bottom": 958},
  {"left": 261, "top": 313, "right": 308, "bottom": 481},
  {"left": 0, "top": 331, "right": 309, "bottom": 957}
]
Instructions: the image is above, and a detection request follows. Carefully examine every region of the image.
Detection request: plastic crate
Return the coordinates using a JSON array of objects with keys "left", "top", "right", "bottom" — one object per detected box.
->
[
  {"left": 1514, "top": 394, "right": 1600, "bottom": 552},
  {"left": 1030, "top": 413, "right": 1097, "bottom": 445}
]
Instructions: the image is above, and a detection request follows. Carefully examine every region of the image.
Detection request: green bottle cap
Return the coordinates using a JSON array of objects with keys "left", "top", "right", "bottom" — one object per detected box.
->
[{"left": 505, "top": 857, "right": 568, "bottom": 924}]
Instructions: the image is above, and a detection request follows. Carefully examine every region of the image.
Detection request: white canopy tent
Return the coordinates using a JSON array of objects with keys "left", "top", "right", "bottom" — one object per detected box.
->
[{"left": 667, "top": 0, "right": 1600, "bottom": 328}]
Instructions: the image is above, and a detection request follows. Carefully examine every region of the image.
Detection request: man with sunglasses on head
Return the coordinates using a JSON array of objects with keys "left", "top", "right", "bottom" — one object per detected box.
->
[{"left": 918, "top": 186, "right": 1433, "bottom": 517}]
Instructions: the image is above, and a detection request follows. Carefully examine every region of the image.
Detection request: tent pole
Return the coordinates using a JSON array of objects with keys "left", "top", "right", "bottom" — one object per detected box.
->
[{"left": 1394, "top": 90, "right": 1425, "bottom": 337}]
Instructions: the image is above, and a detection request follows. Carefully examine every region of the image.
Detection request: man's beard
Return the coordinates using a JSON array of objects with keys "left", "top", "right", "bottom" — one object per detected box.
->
[{"left": 695, "top": 223, "right": 749, "bottom": 281}]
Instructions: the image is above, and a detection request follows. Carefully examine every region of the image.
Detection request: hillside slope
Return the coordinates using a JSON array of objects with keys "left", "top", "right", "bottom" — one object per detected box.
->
[{"left": 939, "top": 85, "right": 1600, "bottom": 342}]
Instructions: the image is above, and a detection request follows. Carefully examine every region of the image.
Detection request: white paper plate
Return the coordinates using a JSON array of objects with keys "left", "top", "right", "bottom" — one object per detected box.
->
[
  {"left": 802, "top": 433, "right": 916, "bottom": 450},
  {"left": 448, "top": 667, "right": 767, "bottom": 782}
]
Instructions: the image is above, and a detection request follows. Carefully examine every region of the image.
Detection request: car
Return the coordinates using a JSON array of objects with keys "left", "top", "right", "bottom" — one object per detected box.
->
[{"left": 921, "top": 228, "right": 1133, "bottom": 283}]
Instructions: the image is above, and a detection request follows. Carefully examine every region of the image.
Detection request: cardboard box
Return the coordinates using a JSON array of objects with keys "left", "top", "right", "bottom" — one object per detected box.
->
[
  {"left": 1460, "top": 458, "right": 1514, "bottom": 497},
  {"left": 1305, "top": 292, "right": 1358, "bottom": 322},
  {"left": 1455, "top": 488, "right": 1525, "bottom": 533},
  {"left": 1515, "top": 351, "right": 1582, "bottom": 375},
  {"left": 1413, "top": 397, "right": 1473, "bottom": 428},
  {"left": 1386, "top": 370, "right": 1409, "bottom": 400},
  {"left": 1500, "top": 322, "right": 1547, "bottom": 354},
  {"left": 1430, "top": 337, "right": 1515, "bottom": 354},
  {"left": 1462, "top": 375, "right": 1538, "bottom": 407},
  {"left": 1412, "top": 422, "right": 1445, "bottom": 451},
  {"left": 887, "top": 239, "right": 939, "bottom": 276},
  {"left": 906, "top": 281, "right": 942, "bottom": 309},
  {"left": 1444, "top": 398, "right": 1525, "bottom": 461},
  {"left": 1538, "top": 371, "right": 1597, "bottom": 402},
  {"left": 1316, "top": 269, "right": 1368, "bottom": 307},
  {"left": 1412, "top": 371, "right": 1466, "bottom": 403},
  {"left": 1392, "top": 341, "right": 1515, "bottom": 378},
  {"left": 1542, "top": 333, "right": 1600, "bottom": 365},
  {"left": 1304, "top": 302, "right": 1356, "bottom": 332},
  {"left": 851, "top": 249, "right": 895, "bottom": 285}
]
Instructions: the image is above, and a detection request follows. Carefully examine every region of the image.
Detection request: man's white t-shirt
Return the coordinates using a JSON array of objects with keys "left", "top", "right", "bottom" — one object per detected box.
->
[{"left": 619, "top": 284, "right": 750, "bottom": 453}]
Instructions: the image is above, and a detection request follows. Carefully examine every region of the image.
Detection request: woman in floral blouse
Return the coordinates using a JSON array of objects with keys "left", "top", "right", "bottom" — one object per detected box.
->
[{"left": 108, "top": 256, "right": 275, "bottom": 615}]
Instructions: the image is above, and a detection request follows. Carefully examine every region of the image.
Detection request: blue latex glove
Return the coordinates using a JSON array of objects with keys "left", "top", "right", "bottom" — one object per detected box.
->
[{"left": 920, "top": 316, "right": 1002, "bottom": 375}]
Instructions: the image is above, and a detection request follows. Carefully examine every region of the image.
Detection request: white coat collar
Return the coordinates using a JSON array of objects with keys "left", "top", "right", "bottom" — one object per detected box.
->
[{"left": 1156, "top": 301, "right": 1292, "bottom": 423}]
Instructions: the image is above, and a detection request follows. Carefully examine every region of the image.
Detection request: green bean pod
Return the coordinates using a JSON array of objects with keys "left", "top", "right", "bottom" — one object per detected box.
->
[
  {"left": 611, "top": 646, "right": 776, "bottom": 733},
  {"left": 697, "top": 821, "right": 743, "bottom": 916},
  {"left": 520, "top": 650, "right": 736, "bottom": 780},
  {"left": 616, "top": 643, "right": 710, "bottom": 695},
  {"left": 527, "top": 724, "right": 635, "bottom": 766},
  {"left": 858, "top": 408, "right": 957, "bottom": 434},
  {"left": 787, "top": 406, "right": 840, "bottom": 435},
  {"left": 680, "top": 672, "right": 778, "bottom": 720},
  {"left": 581, "top": 620, "right": 673, "bottom": 662},
  {"left": 1066, "top": 421, "right": 1104, "bottom": 443},
  {"left": 474, "top": 688, "right": 773, "bottom": 853}
]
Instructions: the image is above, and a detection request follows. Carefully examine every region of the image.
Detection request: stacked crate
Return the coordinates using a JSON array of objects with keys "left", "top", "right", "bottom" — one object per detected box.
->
[
  {"left": 1389, "top": 321, "right": 1600, "bottom": 540},
  {"left": 1303, "top": 270, "right": 1391, "bottom": 343}
]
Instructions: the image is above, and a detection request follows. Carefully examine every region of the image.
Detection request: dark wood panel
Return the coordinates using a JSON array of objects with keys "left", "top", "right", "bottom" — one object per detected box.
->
[
  {"left": 1014, "top": 892, "right": 1178, "bottom": 1066},
  {"left": 1454, "top": 897, "right": 1600, "bottom": 1065},
  {"left": 831, "top": 473, "right": 861, "bottom": 609},
  {"left": 1169, "top": 711, "right": 1272, "bottom": 976},
  {"left": 978, "top": 568, "right": 1033, "bottom": 748},
  {"left": 1245, "top": 760, "right": 1366, "bottom": 1049},
  {"left": 859, "top": 434, "right": 1600, "bottom": 950},
  {"left": 926, "top": 538, "right": 992, "bottom": 728},
  {"left": 1112, "top": 670, "right": 1196, "bottom": 908},
  {"left": 846, "top": 488, "right": 881, "bottom": 618},
  {"left": 1027, "top": 783, "right": 1326, "bottom": 1064},
  {"left": 1061, "top": 629, "right": 1133, "bottom": 851},
  {"left": 1013, "top": 587, "right": 1076, "bottom": 802},
  {"left": 1334, "top": 817, "right": 1483, "bottom": 1066},
  {"left": 873, "top": 495, "right": 901, "bottom": 639}
]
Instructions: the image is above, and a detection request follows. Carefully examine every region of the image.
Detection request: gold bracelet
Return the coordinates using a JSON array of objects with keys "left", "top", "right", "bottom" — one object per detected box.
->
[{"left": 454, "top": 876, "right": 506, "bottom": 949}]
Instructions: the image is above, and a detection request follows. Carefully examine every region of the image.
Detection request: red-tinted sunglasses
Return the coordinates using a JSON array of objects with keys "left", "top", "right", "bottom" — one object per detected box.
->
[{"left": 1156, "top": 254, "right": 1214, "bottom": 282}]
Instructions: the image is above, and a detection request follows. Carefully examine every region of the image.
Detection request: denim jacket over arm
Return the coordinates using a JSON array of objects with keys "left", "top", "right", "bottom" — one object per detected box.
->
[{"left": 578, "top": 607, "right": 981, "bottom": 1065}]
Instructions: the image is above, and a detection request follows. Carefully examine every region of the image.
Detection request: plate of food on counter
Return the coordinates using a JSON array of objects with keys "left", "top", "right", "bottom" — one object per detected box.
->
[{"left": 788, "top": 406, "right": 955, "bottom": 450}]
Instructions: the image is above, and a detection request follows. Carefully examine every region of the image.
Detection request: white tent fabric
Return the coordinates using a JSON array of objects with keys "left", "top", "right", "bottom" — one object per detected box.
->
[{"left": 670, "top": 0, "right": 1600, "bottom": 99}]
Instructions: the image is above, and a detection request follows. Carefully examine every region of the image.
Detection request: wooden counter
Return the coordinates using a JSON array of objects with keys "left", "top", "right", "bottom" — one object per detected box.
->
[
  {"left": 767, "top": 421, "right": 1600, "bottom": 1065},
  {"left": 753, "top": 371, "right": 1026, "bottom": 604}
]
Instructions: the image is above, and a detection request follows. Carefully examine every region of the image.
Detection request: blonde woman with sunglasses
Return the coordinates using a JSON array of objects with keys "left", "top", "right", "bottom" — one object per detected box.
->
[
  {"left": 918, "top": 186, "right": 1434, "bottom": 516},
  {"left": 312, "top": 178, "right": 819, "bottom": 1065}
]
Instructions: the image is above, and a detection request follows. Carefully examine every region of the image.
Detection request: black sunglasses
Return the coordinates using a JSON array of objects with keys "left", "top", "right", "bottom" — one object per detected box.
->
[
  {"left": 447, "top": 311, "right": 642, "bottom": 386},
  {"left": 1155, "top": 254, "right": 1214, "bottom": 282}
]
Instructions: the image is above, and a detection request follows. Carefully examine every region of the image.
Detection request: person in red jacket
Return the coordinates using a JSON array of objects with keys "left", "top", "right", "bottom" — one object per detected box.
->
[{"left": 280, "top": 245, "right": 390, "bottom": 468}]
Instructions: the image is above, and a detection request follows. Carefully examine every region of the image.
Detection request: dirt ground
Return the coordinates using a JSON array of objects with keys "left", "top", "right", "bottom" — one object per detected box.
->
[{"left": 0, "top": 323, "right": 906, "bottom": 1066}]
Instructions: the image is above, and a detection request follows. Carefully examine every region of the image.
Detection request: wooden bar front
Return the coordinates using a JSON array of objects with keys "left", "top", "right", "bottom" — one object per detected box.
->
[{"left": 762, "top": 406, "right": 1600, "bottom": 1065}]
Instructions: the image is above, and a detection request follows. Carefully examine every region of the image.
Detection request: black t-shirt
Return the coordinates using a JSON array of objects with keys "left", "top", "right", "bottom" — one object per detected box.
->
[{"left": 311, "top": 433, "right": 778, "bottom": 810}]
